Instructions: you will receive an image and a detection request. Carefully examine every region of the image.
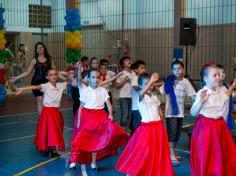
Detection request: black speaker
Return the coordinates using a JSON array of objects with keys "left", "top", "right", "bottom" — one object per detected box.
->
[{"left": 180, "top": 18, "right": 197, "bottom": 45}]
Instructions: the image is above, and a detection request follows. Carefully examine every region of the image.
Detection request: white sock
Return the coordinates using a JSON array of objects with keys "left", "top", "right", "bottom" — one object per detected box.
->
[
  {"left": 69, "top": 163, "right": 76, "bottom": 168},
  {"left": 91, "top": 163, "right": 97, "bottom": 169},
  {"left": 81, "top": 165, "right": 88, "bottom": 176}
]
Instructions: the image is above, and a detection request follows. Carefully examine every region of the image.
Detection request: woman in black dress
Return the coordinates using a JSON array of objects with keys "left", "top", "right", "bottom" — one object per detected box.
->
[{"left": 9, "top": 42, "right": 55, "bottom": 113}]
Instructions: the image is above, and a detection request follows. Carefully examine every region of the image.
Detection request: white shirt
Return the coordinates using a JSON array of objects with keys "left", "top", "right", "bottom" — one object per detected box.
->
[
  {"left": 116, "top": 70, "right": 134, "bottom": 98},
  {"left": 107, "top": 70, "right": 116, "bottom": 77},
  {"left": 41, "top": 82, "right": 67, "bottom": 108},
  {"left": 69, "top": 73, "right": 78, "bottom": 87},
  {"left": 78, "top": 82, "right": 87, "bottom": 94},
  {"left": 80, "top": 86, "right": 109, "bottom": 109},
  {"left": 138, "top": 94, "right": 161, "bottom": 123},
  {"left": 192, "top": 86, "right": 229, "bottom": 119},
  {"left": 160, "top": 78, "right": 196, "bottom": 118},
  {"left": 101, "top": 70, "right": 116, "bottom": 92},
  {"left": 131, "top": 74, "right": 139, "bottom": 110}
]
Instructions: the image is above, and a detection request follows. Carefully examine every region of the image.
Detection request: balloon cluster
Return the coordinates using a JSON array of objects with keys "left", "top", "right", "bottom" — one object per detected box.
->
[
  {"left": 65, "top": 9, "right": 83, "bottom": 63},
  {"left": 64, "top": 9, "right": 81, "bottom": 31},
  {"left": 0, "top": 50, "right": 12, "bottom": 64},
  {"left": 0, "top": 7, "right": 6, "bottom": 52}
]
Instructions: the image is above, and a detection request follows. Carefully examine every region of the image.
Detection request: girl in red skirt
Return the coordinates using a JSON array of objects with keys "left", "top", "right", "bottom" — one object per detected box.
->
[
  {"left": 190, "top": 63, "right": 236, "bottom": 176},
  {"left": 115, "top": 73, "right": 174, "bottom": 176},
  {"left": 69, "top": 68, "right": 129, "bottom": 176},
  {"left": 15, "top": 68, "right": 68, "bottom": 157}
]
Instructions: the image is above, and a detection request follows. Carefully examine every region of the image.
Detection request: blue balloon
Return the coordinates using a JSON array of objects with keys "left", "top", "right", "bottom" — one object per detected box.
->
[
  {"left": 71, "top": 9, "right": 79, "bottom": 16},
  {"left": 64, "top": 26, "right": 70, "bottom": 31},
  {"left": 64, "top": 15, "right": 71, "bottom": 21},
  {"left": 69, "top": 25, "right": 76, "bottom": 31},
  {"left": 0, "top": 84, "right": 6, "bottom": 103},
  {"left": 0, "top": 19, "right": 4, "bottom": 24},
  {"left": 72, "top": 19, "right": 80, "bottom": 25},
  {"left": 0, "top": 7, "right": 5, "bottom": 13},
  {"left": 66, "top": 19, "right": 73, "bottom": 26}
]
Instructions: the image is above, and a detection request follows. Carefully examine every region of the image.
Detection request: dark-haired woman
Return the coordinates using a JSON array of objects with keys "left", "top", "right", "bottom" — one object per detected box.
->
[{"left": 9, "top": 42, "right": 55, "bottom": 113}]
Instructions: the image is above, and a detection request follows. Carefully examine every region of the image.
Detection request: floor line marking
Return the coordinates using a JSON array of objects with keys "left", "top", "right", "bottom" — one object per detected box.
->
[
  {"left": 0, "top": 129, "right": 72, "bottom": 143},
  {"left": 182, "top": 124, "right": 194, "bottom": 128},
  {"left": 0, "top": 108, "right": 72, "bottom": 118},
  {"left": 175, "top": 148, "right": 190, "bottom": 154},
  {"left": 25, "top": 120, "right": 37, "bottom": 124},
  {"left": 0, "top": 135, "right": 35, "bottom": 143},
  {"left": 64, "top": 127, "right": 73, "bottom": 130},
  {"left": 14, "top": 152, "right": 71, "bottom": 176},
  {"left": 0, "top": 121, "right": 22, "bottom": 126}
]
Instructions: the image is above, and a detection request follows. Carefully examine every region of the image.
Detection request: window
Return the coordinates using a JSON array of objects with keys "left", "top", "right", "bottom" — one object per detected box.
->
[{"left": 29, "top": 4, "right": 51, "bottom": 28}]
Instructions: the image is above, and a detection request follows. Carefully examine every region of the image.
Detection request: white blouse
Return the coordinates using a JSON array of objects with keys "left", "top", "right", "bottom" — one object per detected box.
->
[
  {"left": 192, "top": 86, "right": 229, "bottom": 119},
  {"left": 41, "top": 82, "right": 67, "bottom": 108},
  {"left": 80, "top": 86, "right": 109, "bottom": 109},
  {"left": 138, "top": 94, "right": 161, "bottom": 123}
]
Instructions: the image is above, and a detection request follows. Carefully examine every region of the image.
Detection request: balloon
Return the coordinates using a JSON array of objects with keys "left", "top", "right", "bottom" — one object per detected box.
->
[
  {"left": 2, "top": 38, "right": 6, "bottom": 44},
  {"left": 72, "top": 19, "right": 80, "bottom": 26},
  {"left": 0, "top": 43, "right": 5, "bottom": 50},
  {"left": 0, "top": 7, "right": 5, "bottom": 13},
  {"left": 0, "top": 57, "right": 6, "bottom": 63},
  {"left": 0, "top": 83, "right": 6, "bottom": 103},
  {"left": 66, "top": 48, "right": 82, "bottom": 63},
  {"left": 0, "top": 30, "right": 5, "bottom": 34},
  {"left": 65, "top": 9, "right": 83, "bottom": 61}
]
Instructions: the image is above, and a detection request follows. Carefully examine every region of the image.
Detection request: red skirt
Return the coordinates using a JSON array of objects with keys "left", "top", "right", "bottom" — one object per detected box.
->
[
  {"left": 34, "top": 107, "right": 65, "bottom": 151},
  {"left": 70, "top": 108, "right": 129, "bottom": 164},
  {"left": 115, "top": 120, "right": 174, "bottom": 176},
  {"left": 190, "top": 114, "right": 236, "bottom": 176},
  {"left": 72, "top": 108, "right": 80, "bottom": 138}
]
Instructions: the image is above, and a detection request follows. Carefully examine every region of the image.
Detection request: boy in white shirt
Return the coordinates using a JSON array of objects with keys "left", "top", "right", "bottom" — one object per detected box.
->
[
  {"left": 115, "top": 56, "right": 133, "bottom": 127},
  {"left": 160, "top": 59, "right": 196, "bottom": 165},
  {"left": 129, "top": 60, "right": 147, "bottom": 135}
]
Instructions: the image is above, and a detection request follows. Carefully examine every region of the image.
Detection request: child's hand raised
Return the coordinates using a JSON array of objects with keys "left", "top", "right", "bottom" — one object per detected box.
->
[
  {"left": 231, "top": 78, "right": 236, "bottom": 89},
  {"left": 116, "top": 71, "right": 124, "bottom": 77},
  {"left": 9, "top": 77, "right": 16, "bottom": 83},
  {"left": 200, "top": 89, "right": 209, "bottom": 103},
  {"left": 15, "top": 88, "right": 24, "bottom": 95},
  {"left": 151, "top": 73, "right": 159, "bottom": 83}
]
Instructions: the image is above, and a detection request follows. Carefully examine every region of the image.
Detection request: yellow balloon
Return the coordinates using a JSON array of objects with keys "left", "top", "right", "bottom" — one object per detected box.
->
[
  {"left": 2, "top": 39, "right": 6, "bottom": 44},
  {"left": 66, "top": 38, "right": 73, "bottom": 45}
]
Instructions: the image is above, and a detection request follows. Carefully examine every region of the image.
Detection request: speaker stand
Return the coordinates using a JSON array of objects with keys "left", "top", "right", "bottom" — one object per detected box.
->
[{"left": 184, "top": 45, "right": 197, "bottom": 91}]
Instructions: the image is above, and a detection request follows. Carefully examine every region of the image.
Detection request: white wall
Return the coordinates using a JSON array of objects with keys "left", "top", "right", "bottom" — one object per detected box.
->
[
  {"left": 136, "top": 0, "right": 173, "bottom": 28},
  {"left": 186, "top": 0, "right": 236, "bottom": 25},
  {"left": 0, "top": 0, "right": 65, "bottom": 32},
  {"left": 80, "top": 0, "right": 173, "bottom": 30},
  {"left": 1, "top": 0, "right": 235, "bottom": 33}
]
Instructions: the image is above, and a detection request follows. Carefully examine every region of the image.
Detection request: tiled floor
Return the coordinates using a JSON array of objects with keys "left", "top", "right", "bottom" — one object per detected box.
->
[{"left": 0, "top": 94, "right": 193, "bottom": 176}]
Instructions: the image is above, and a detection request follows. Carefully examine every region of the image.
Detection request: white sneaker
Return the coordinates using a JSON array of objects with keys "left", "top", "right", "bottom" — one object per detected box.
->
[{"left": 69, "top": 163, "right": 76, "bottom": 169}]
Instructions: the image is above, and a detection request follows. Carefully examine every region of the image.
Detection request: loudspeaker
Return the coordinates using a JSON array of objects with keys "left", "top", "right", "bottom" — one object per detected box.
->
[{"left": 179, "top": 18, "right": 197, "bottom": 45}]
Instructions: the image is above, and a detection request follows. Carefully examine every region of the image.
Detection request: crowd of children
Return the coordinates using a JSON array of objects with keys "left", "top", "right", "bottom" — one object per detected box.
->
[{"left": 13, "top": 55, "right": 236, "bottom": 176}]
